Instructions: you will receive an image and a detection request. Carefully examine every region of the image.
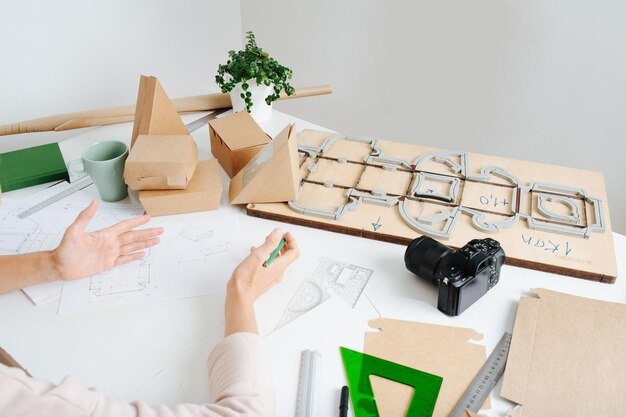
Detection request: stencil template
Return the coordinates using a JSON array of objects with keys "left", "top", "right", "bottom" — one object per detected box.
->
[{"left": 248, "top": 130, "right": 617, "bottom": 282}]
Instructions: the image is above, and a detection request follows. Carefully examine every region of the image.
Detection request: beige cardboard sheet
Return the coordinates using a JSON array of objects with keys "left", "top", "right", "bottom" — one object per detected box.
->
[
  {"left": 501, "top": 289, "right": 626, "bottom": 417},
  {"left": 364, "top": 318, "right": 488, "bottom": 417}
]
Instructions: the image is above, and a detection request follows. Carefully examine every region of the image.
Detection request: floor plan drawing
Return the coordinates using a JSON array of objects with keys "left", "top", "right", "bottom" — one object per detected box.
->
[{"left": 88, "top": 252, "right": 155, "bottom": 302}]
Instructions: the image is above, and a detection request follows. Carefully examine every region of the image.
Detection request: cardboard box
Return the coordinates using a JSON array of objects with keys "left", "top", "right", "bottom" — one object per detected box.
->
[
  {"left": 131, "top": 75, "right": 189, "bottom": 147},
  {"left": 124, "top": 134, "right": 198, "bottom": 190},
  {"left": 209, "top": 112, "right": 270, "bottom": 178},
  {"left": 229, "top": 123, "right": 299, "bottom": 204},
  {"left": 138, "top": 159, "right": 222, "bottom": 216}
]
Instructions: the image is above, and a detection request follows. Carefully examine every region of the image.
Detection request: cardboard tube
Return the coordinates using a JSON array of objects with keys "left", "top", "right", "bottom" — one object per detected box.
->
[
  {"left": 0, "top": 85, "right": 332, "bottom": 136},
  {"left": 55, "top": 115, "right": 136, "bottom": 131}
]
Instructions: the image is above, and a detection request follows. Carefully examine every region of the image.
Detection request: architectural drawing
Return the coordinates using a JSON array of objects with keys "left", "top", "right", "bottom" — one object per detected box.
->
[
  {"left": 276, "top": 257, "right": 373, "bottom": 329},
  {"left": 177, "top": 238, "right": 229, "bottom": 266},
  {"left": 0, "top": 206, "right": 61, "bottom": 255},
  {"left": 88, "top": 251, "right": 155, "bottom": 303},
  {"left": 180, "top": 227, "right": 214, "bottom": 243},
  {"left": 0, "top": 197, "right": 146, "bottom": 257}
]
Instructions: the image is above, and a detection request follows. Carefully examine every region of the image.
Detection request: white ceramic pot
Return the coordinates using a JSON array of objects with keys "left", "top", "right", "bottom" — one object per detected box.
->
[{"left": 229, "top": 79, "right": 273, "bottom": 123}]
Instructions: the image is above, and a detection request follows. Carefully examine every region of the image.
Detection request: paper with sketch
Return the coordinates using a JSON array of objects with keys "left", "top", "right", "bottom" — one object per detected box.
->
[
  {"left": 0, "top": 185, "right": 144, "bottom": 305},
  {"left": 153, "top": 218, "right": 246, "bottom": 295},
  {"left": 58, "top": 215, "right": 245, "bottom": 313},
  {"left": 263, "top": 297, "right": 372, "bottom": 417},
  {"left": 255, "top": 256, "right": 375, "bottom": 336}
]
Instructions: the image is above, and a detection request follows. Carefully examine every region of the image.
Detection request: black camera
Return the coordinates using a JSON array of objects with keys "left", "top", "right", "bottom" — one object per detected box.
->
[{"left": 404, "top": 236, "right": 505, "bottom": 316}]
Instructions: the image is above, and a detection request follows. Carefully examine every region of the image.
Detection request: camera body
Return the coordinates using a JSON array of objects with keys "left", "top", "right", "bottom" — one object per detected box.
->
[{"left": 404, "top": 236, "right": 505, "bottom": 316}]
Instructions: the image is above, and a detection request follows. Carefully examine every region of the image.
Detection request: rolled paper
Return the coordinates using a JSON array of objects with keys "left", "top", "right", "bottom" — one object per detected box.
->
[{"left": 0, "top": 85, "right": 333, "bottom": 136}]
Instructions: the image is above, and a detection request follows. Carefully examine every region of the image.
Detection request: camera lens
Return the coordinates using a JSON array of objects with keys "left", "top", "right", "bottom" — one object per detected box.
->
[{"left": 404, "top": 236, "right": 453, "bottom": 285}]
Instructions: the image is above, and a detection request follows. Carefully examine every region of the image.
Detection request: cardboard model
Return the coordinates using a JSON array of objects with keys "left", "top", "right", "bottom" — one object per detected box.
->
[
  {"left": 229, "top": 124, "right": 299, "bottom": 204},
  {"left": 124, "top": 134, "right": 197, "bottom": 190},
  {"left": 138, "top": 159, "right": 222, "bottom": 216},
  {"left": 209, "top": 112, "right": 271, "bottom": 178},
  {"left": 124, "top": 75, "right": 198, "bottom": 191},
  {"left": 130, "top": 75, "right": 188, "bottom": 147}
]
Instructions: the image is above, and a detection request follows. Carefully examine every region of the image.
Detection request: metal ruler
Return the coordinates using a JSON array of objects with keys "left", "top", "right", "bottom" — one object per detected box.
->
[
  {"left": 16, "top": 110, "right": 229, "bottom": 219},
  {"left": 17, "top": 176, "right": 95, "bottom": 219},
  {"left": 449, "top": 332, "right": 513, "bottom": 417},
  {"left": 295, "top": 350, "right": 321, "bottom": 417}
]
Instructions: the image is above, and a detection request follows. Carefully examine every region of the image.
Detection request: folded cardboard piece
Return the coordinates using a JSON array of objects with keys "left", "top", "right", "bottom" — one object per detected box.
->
[
  {"left": 501, "top": 289, "right": 626, "bottom": 417},
  {"left": 209, "top": 112, "right": 271, "bottom": 178},
  {"left": 131, "top": 75, "right": 189, "bottom": 147},
  {"left": 229, "top": 124, "right": 299, "bottom": 204},
  {"left": 364, "top": 318, "right": 489, "bottom": 417},
  {"left": 138, "top": 159, "right": 222, "bottom": 216},
  {"left": 124, "top": 134, "right": 197, "bottom": 190},
  {"left": 124, "top": 75, "right": 198, "bottom": 192}
]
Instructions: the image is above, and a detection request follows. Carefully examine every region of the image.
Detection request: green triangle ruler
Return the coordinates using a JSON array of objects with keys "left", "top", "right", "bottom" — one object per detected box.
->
[{"left": 340, "top": 347, "right": 442, "bottom": 417}]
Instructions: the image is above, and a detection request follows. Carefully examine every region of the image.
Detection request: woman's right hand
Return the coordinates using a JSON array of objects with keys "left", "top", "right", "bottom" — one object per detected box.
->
[
  {"left": 227, "top": 228, "right": 299, "bottom": 303},
  {"left": 224, "top": 229, "right": 299, "bottom": 336}
]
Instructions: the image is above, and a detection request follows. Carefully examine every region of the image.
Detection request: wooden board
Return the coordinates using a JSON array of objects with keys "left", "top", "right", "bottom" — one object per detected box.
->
[{"left": 248, "top": 130, "right": 617, "bottom": 282}]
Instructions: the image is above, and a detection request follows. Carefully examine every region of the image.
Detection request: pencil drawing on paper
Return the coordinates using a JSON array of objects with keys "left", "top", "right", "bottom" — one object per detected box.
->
[
  {"left": 177, "top": 238, "right": 230, "bottom": 266},
  {"left": 87, "top": 249, "right": 156, "bottom": 303},
  {"left": 174, "top": 225, "right": 233, "bottom": 267},
  {"left": 0, "top": 208, "right": 60, "bottom": 254},
  {"left": 180, "top": 226, "right": 214, "bottom": 243},
  {"left": 276, "top": 257, "right": 373, "bottom": 329}
]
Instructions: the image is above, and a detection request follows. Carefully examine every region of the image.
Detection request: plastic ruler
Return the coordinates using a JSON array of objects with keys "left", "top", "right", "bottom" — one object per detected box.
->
[
  {"left": 16, "top": 110, "right": 228, "bottom": 219},
  {"left": 449, "top": 332, "right": 513, "bottom": 417},
  {"left": 340, "top": 346, "right": 442, "bottom": 417},
  {"left": 295, "top": 349, "right": 321, "bottom": 417}
]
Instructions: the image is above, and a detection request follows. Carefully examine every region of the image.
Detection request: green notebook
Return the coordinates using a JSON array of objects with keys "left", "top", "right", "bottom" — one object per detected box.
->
[{"left": 0, "top": 143, "right": 69, "bottom": 193}]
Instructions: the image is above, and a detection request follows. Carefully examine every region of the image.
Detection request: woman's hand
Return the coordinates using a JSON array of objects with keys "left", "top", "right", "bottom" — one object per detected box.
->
[
  {"left": 51, "top": 200, "right": 164, "bottom": 281},
  {"left": 225, "top": 228, "right": 299, "bottom": 335},
  {"left": 228, "top": 228, "right": 299, "bottom": 302}
]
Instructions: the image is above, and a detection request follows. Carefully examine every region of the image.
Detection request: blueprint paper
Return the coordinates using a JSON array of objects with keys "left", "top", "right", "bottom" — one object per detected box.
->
[{"left": 58, "top": 216, "right": 246, "bottom": 313}]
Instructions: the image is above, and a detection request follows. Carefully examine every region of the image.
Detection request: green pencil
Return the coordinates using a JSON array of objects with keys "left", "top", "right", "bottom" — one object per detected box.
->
[{"left": 263, "top": 238, "right": 287, "bottom": 267}]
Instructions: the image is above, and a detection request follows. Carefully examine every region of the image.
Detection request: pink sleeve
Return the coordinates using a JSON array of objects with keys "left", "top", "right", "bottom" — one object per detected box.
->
[{"left": 0, "top": 333, "right": 274, "bottom": 417}]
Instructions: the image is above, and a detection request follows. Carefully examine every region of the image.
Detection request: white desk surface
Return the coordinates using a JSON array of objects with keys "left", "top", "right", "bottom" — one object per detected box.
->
[{"left": 1, "top": 111, "right": 624, "bottom": 416}]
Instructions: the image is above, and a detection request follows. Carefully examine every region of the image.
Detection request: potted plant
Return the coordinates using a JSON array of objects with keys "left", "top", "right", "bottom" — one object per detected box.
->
[{"left": 215, "top": 31, "right": 295, "bottom": 122}]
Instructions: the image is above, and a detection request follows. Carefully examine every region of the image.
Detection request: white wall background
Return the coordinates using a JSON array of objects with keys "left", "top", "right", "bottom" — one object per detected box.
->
[
  {"left": 0, "top": 0, "right": 242, "bottom": 151},
  {"left": 241, "top": 0, "right": 626, "bottom": 234}
]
